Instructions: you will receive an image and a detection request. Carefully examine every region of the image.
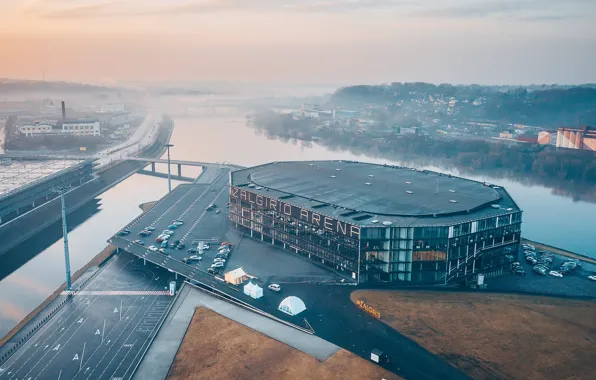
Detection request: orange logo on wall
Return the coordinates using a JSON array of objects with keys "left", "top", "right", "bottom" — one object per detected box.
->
[{"left": 356, "top": 300, "right": 381, "bottom": 319}]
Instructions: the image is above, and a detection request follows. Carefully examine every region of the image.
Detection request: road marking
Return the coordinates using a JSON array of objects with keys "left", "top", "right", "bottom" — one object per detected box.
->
[{"left": 61, "top": 291, "right": 170, "bottom": 296}]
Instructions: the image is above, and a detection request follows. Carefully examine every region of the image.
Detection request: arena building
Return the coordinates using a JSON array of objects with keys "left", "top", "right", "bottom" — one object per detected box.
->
[{"left": 229, "top": 161, "right": 522, "bottom": 285}]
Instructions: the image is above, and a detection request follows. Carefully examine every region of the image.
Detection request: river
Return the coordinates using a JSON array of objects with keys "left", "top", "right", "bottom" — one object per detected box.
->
[{"left": 1, "top": 110, "right": 595, "bottom": 337}]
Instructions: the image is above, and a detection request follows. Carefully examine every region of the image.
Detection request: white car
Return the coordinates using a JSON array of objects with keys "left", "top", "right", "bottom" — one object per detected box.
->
[
  {"left": 214, "top": 258, "right": 226, "bottom": 263},
  {"left": 148, "top": 245, "right": 158, "bottom": 252},
  {"left": 268, "top": 284, "right": 281, "bottom": 292},
  {"left": 549, "top": 271, "right": 563, "bottom": 278},
  {"left": 211, "top": 262, "right": 224, "bottom": 269},
  {"left": 588, "top": 275, "right": 596, "bottom": 282},
  {"left": 162, "top": 230, "right": 174, "bottom": 235},
  {"left": 189, "top": 255, "right": 201, "bottom": 261}
]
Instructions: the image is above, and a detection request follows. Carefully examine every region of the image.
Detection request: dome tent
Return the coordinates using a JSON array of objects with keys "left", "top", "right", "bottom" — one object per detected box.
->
[
  {"left": 243, "top": 281, "right": 263, "bottom": 299},
  {"left": 278, "top": 296, "right": 306, "bottom": 316}
]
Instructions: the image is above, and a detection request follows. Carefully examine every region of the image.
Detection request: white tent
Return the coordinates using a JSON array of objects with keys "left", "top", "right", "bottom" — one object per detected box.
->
[
  {"left": 278, "top": 296, "right": 306, "bottom": 316},
  {"left": 224, "top": 268, "right": 248, "bottom": 285},
  {"left": 243, "top": 282, "right": 263, "bottom": 299}
]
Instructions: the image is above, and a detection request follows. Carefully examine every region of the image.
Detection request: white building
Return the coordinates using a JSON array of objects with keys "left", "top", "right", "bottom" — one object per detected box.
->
[
  {"left": 62, "top": 120, "right": 101, "bottom": 136},
  {"left": 99, "top": 104, "right": 125, "bottom": 113},
  {"left": 18, "top": 123, "right": 54, "bottom": 137}
]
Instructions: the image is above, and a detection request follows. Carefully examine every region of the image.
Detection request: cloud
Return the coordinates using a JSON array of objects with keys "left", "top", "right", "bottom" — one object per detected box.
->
[
  {"left": 24, "top": 0, "right": 596, "bottom": 20},
  {"left": 410, "top": 0, "right": 596, "bottom": 20},
  {"left": 27, "top": 0, "right": 415, "bottom": 18}
]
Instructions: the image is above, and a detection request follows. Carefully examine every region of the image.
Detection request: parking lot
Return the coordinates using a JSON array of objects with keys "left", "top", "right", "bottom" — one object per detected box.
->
[
  {"left": 0, "top": 252, "right": 176, "bottom": 380},
  {"left": 490, "top": 245, "right": 596, "bottom": 297}
]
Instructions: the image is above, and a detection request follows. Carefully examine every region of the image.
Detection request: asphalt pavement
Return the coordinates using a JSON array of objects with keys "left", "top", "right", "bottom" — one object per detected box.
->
[{"left": 0, "top": 252, "right": 176, "bottom": 380}]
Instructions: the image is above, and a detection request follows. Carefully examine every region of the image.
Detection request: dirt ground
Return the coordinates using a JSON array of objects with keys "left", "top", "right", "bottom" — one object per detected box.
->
[
  {"left": 352, "top": 290, "right": 596, "bottom": 380},
  {"left": 167, "top": 307, "right": 401, "bottom": 380}
]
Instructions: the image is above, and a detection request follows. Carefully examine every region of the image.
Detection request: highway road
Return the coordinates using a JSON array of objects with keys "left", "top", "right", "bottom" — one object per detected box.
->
[{"left": 0, "top": 252, "right": 175, "bottom": 380}]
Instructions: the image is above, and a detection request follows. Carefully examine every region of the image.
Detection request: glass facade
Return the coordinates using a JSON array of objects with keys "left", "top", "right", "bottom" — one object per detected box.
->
[{"left": 229, "top": 189, "right": 522, "bottom": 284}]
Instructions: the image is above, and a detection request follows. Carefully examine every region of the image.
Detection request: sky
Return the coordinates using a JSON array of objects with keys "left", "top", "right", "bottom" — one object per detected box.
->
[{"left": 0, "top": 0, "right": 595, "bottom": 86}]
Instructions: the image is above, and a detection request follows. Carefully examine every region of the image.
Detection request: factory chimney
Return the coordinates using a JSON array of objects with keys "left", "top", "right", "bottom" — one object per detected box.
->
[{"left": 61, "top": 101, "right": 66, "bottom": 121}]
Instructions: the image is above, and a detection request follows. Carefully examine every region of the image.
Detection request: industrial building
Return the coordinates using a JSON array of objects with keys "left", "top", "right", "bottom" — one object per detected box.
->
[
  {"left": 0, "top": 158, "right": 94, "bottom": 225},
  {"left": 556, "top": 126, "right": 596, "bottom": 151},
  {"left": 62, "top": 119, "right": 101, "bottom": 136},
  {"left": 229, "top": 161, "right": 522, "bottom": 285}
]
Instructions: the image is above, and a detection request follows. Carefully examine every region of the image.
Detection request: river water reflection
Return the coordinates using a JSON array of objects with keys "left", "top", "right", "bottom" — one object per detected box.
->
[{"left": 1, "top": 112, "right": 595, "bottom": 337}]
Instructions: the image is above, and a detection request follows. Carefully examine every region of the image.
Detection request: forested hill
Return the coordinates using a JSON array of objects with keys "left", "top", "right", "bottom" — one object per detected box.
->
[{"left": 329, "top": 83, "right": 596, "bottom": 127}]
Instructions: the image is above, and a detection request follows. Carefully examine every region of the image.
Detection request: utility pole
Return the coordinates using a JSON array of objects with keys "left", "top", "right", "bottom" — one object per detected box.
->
[
  {"left": 166, "top": 144, "right": 174, "bottom": 193},
  {"left": 52, "top": 186, "right": 72, "bottom": 291}
]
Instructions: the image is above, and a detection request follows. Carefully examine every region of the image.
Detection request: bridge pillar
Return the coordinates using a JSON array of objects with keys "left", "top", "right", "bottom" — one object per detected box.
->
[
  {"left": 151, "top": 162, "right": 156, "bottom": 172},
  {"left": 177, "top": 164, "right": 182, "bottom": 177}
]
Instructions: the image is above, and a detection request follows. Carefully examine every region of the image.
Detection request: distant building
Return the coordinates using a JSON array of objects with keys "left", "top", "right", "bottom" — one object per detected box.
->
[
  {"left": 18, "top": 123, "right": 53, "bottom": 137},
  {"left": 516, "top": 135, "right": 538, "bottom": 144},
  {"left": 62, "top": 120, "right": 101, "bottom": 137},
  {"left": 556, "top": 126, "right": 596, "bottom": 151},
  {"left": 537, "top": 130, "right": 556, "bottom": 145},
  {"left": 107, "top": 112, "right": 136, "bottom": 127},
  {"left": 499, "top": 131, "right": 514, "bottom": 139},
  {"left": 99, "top": 104, "right": 125, "bottom": 113}
]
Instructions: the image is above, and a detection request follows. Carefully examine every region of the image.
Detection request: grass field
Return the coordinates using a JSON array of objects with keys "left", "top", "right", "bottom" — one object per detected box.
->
[
  {"left": 167, "top": 307, "right": 401, "bottom": 380},
  {"left": 352, "top": 290, "right": 596, "bottom": 380}
]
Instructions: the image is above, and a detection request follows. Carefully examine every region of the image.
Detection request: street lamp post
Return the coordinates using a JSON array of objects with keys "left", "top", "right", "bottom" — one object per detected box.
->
[
  {"left": 51, "top": 186, "right": 73, "bottom": 291},
  {"left": 165, "top": 144, "right": 174, "bottom": 193}
]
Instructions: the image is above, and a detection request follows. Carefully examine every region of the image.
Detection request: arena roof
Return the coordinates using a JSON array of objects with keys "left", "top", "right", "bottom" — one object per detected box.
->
[{"left": 231, "top": 161, "right": 521, "bottom": 226}]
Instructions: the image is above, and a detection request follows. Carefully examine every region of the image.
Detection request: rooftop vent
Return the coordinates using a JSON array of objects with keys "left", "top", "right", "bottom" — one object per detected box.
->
[
  {"left": 449, "top": 200, "right": 458, "bottom": 203},
  {"left": 368, "top": 174, "right": 374, "bottom": 177},
  {"left": 309, "top": 163, "right": 314, "bottom": 166},
  {"left": 330, "top": 175, "right": 336, "bottom": 178},
  {"left": 382, "top": 221, "right": 393, "bottom": 226},
  {"left": 255, "top": 186, "right": 263, "bottom": 190},
  {"left": 353, "top": 214, "right": 373, "bottom": 221},
  {"left": 406, "top": 181, "right": 412, "bottom": 184},
  {"left": 449, "top": 189, "right": 456, "bottom": 193},
  {"left": 492, "top": 186, "right": 501, "bottom": 189},
  {"left": 491, "top": 204, "right": 500, "bottom": 209},
  {"left": 248, "top": 183, "right": 256, "bottom": 188},
  {"left": 506, "top": 208, "right": 513, "bottom": 211},
  {"left": 311, "top": 203, "right": 329, "bottom": 209},
  {"left": 406, "top": 190, "right": 413, "bottom": 194},
  {"left": 279, "top": 194, "right": 295, "bottom": 200},
  {"left": 371, "top": 220, "right": 379, "bottom": 224},
  {"left": 336, "top": 168, "right": 342, "bottom": 171},
  {"left": 365, "top": 182, "right": 372, "bottom": 186}
]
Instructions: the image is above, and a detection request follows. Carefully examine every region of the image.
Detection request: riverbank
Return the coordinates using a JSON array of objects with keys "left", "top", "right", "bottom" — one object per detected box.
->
[
  {"left": 0, "top": 244, "right": 116, "bottom": 347},
  {"left": 521, "top": 238, "right": 596, "bottom": 265}
]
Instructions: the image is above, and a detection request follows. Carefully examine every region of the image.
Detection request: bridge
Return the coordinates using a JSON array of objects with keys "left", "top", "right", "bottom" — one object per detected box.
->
[{"left": 127, "top": 157, "right": 231, "bottom": 179}]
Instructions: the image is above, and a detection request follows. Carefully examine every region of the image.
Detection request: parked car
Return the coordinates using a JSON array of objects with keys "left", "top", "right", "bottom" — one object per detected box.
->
[
  {"left": 208, "top": 268, "right": 219, "bottom": 275},
  {"left": 133, "top": 240, "right": 145, "bottom": 246},
  {"left": 588, "top": 275, "right": 596, "bottom": 282},
  {"left": 268, "top": 284, "right": 281, "bottom": 292},
  {"left": 173, "top": 220, "right": 184, "bottom": 226},
  {"left": 549, "top": 271, "right": 563, "bottom": 278},
  {"left": 155, "top": 234, "right": 169, "bottom": 243},
  {"left": 215, "top": 209, "right": 221, "bottom": 214},
  {"left": 177, "top": 243, "right": 186, "bottom": 249},
  {"left": 139, "top": 230, "right": 151, "bottom": 237},
  {"left": 211, "top": 262, "right": 224, "bottom": 269},
  {"left": 148, "top": 245, "right": 158, "bottom": 252},
  {"left": 161, "top": 241, "right": 169, "bottom": 248},
  {"left": 158, "top": 248, "right": 167, "bottom": 254},
  {"left": 214, "top": 258, "right": 226, "bottom": 263},
  {"left": 188, "top": 248, "right": 198, "bottom": 254},
  {"left": 215, "top": 253, "right": 228, "bottom": 260},
  {"left": 118, "top": 230, "right": 131, "bottom": 236},
  {"left": 163, "top": 230, "right": 174, "bottom": 235},
  {"left": 206, "top": 204, "right": 216, "bottom": 211},
  {"left": 145, "top": 226, "right": 156, "bottom": 231},
  {"left": 168, "top": 224, "right": 178, "bottom": 230},
  {"left": 189, "top": 255, "right": 201, "bottom": 261},
  {"left": 183, "top": 256, "right": 200, "bottom": 264}
]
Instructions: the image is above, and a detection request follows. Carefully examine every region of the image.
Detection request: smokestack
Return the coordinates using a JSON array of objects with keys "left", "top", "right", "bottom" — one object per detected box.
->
[{"left": 61, "top": 101, "right": 66, "bottom": 121}]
